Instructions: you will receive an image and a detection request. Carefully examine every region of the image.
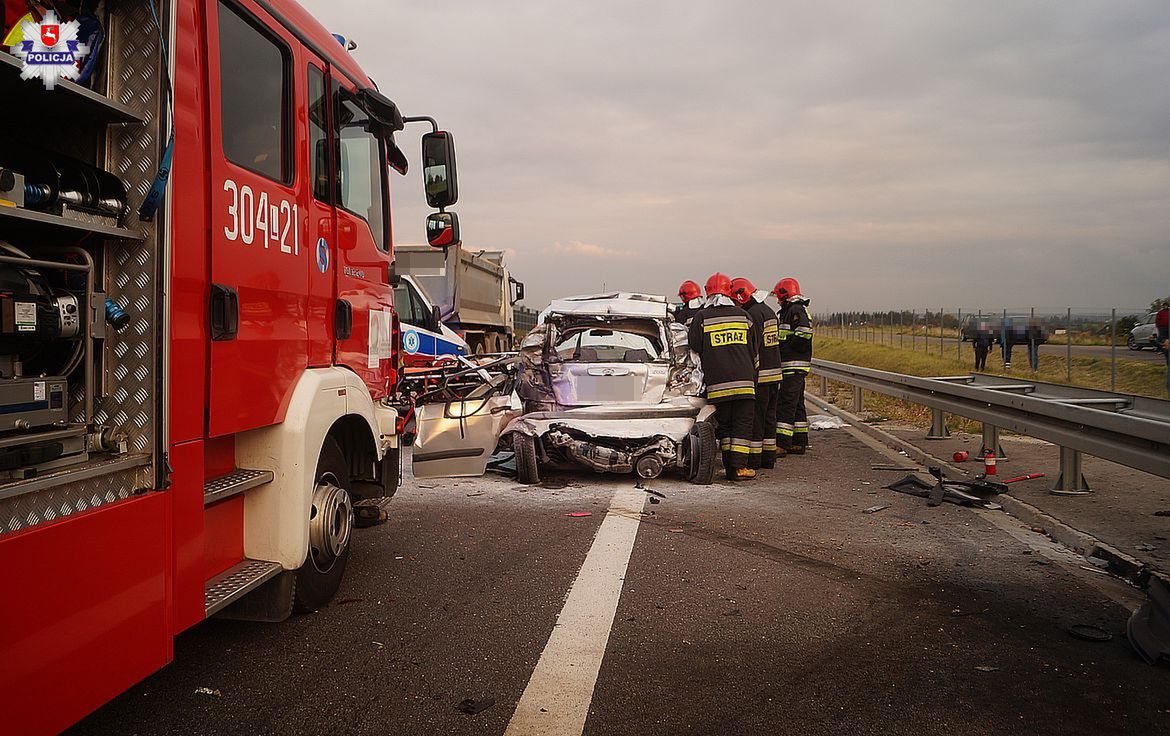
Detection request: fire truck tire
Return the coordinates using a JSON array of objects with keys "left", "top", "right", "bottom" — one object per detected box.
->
[
  {"left": 685, "top": 421, "right": 717, "bottom": 486},
  {"left": 514, "top": 433, "right": 540, "bottom": 485},
  {"left": 294, "top": 437, "right": 353, "bottom": 612}
]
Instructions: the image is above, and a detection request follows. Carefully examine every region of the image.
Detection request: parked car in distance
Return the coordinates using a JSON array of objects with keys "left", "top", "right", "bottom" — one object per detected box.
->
[{"left": 1128, "top": 312, "right": 1160, "bottom": 350}]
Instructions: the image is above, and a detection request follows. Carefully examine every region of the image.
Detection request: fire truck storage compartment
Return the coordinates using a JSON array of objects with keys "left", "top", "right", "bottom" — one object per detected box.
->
[{"left": 0, "top": 2, "right": 165, "bottom": 530}]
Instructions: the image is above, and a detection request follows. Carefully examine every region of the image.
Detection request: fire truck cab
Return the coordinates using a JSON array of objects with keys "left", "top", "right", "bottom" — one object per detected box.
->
[{"left": 0, "top": 0, "right": 457, "bottom": 731}]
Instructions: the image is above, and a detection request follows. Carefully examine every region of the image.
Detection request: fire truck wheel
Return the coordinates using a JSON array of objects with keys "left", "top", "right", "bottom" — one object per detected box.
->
[
  {"left": 294, "top": 437, "right": 354, "bottom": 612},
  {"left": 514, "top": 433, "right": 540, "bottom": 485}
]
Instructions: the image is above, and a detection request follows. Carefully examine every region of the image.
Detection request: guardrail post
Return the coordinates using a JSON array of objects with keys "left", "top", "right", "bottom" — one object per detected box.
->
[
  {"left": 852, "top": 386, "right": 863, "bottom": 412},
  {"left": 926, "top": 408, "right": 950, "bottom": 439},
  {"left": 980, "top": 423, "right": 1005, "bottom": 459},
  {"left": 819, "top": 374, "right": 828, "bottom": 396},
  {"left": 1051, "top": 446, "right": 1092, "bottom": 496}
]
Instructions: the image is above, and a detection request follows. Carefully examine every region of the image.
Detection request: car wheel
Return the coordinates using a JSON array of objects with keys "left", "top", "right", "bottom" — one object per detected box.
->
[
  {"left": 294, "top": 437, "right": 353, "bottom": 612},
  {"left": 514, "top": 433, "right": 541, "bottom": 485},
  {"left": 1128, "top": 336, "right": 1139, "bottom": 351},
  {"left": 686, "top": 421, "right": 718, "bottom": 486}
]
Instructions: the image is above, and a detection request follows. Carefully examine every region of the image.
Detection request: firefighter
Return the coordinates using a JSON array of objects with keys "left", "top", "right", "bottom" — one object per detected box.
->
[
  {"left": 689, "top": 272, "right": 760, "bottom": 481},
  {"left": 774, "top": 277, "right": 813, "bottom": 455},
  {"left": 674, "top": 280, "right": 703, "bottom": 326},
  {"left": 730, "top": 277, "right": 782, "bottom": 469}
]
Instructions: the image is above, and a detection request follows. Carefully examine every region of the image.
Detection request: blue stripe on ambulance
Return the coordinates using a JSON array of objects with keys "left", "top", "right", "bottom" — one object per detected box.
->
[{"left": 402, "top": 325, "right": 467, "bottom": 357}]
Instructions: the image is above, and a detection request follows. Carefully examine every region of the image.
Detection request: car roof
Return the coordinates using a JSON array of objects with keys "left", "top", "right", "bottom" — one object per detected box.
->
[{"left": 540, "top": 293, "right": 670, "bottom": 321}]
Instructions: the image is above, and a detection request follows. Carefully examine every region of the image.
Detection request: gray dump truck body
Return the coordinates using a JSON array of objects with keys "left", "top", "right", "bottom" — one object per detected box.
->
[{"left": 395, "top": 245, "right": 522, "bottom": 352}]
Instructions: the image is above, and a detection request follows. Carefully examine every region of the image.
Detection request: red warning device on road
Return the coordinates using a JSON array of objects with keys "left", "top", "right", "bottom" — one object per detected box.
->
[{"left": 983, "top": 451, "right": 998, "bottom": 476}]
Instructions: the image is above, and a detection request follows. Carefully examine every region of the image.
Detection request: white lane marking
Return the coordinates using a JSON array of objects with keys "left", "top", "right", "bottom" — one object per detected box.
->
[{"left": 504, "top": 487, "right": 647, "bottom": 736}]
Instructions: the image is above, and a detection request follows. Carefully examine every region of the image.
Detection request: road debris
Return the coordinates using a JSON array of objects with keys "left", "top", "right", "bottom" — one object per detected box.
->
[
  {"left": 455, "top": 697, "right": 496, "bottom": 715},
  {"left": 354, "top": 499, "right": 391, "bottom": 528},
  {"left": 1068, "top": 624, "right": 1113, "bottom": 642},
  {"left": 1135, "top": 543, "right": 1157, "bottom": 552},
  {"left": 808, "top": 415, "right": 846, "bottom": 430},
  {"left": 974, "top": 665, "right": 1000, "bottom": 672},
  {"left": 863, "top": 505, "right": 889, "bottom": 514},
  {"left": 194, "top": 687, "right": 221, "bottom": 697},
  {"left": 566, "top": 512, "right": 593, "bottom": 518},
  {"left": 1154, "top": 510, "right": 1170, "bottom": 517}
]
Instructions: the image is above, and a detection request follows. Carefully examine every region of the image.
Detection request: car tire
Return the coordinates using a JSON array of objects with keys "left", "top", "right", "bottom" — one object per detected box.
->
[
  {"left": 686, "top": 421, "right": 718, "bottom": 486},
  {"left": 294, "top": 437, "right": 353, "bottom": 613},
  {"left": 515, "top": 433, "right": 541, "bottom": 485},
  {"left": 1128, "top": 336, "right": 1140, "bottom": 351}
]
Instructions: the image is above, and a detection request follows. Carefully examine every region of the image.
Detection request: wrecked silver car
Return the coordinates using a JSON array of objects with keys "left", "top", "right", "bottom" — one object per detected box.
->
[{"left": 411, "top": 293, "right": 719, "bottom": 484}]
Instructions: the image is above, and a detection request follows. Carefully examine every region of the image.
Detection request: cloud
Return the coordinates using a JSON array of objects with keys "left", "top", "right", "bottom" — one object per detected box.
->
[
  {"left": 305, "top": 0, "right": 1170, "bottom": 311},
  {"left": 545, "top": 240, "right": 634, "bottom": 260}
]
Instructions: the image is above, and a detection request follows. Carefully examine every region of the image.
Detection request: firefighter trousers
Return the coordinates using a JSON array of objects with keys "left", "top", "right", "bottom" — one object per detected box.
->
[
  {"left": 751, "top": 381, "right": 780, "bottom": 468},
  {"left": 714, "top": 399, "right": 755, "bottom": 472},
  {"left": 776, "top": 370, "right": 808, "bottom": 450}
]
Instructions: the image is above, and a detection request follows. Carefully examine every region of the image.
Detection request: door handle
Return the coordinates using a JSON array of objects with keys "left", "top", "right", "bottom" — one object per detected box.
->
[
  {"left": 209, "top": 284, "right": 239, "bottom": 341},
  {"left": 335, "top": 299, "right": 353, "bottom": 339}
]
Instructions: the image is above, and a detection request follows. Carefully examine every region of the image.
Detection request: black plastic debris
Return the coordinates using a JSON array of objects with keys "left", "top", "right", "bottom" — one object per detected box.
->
[
  {"left": 886, "top": 468, "right": 1007, "bottom": 508},
  {"left": 1068, "top": 624, "right": 1112, "bottom": 642},
  {"left": 1128, "top": 576, "right": 1170, "bottom": 665},
  {"left": 455, "top": 698, "right": 496, "bottom": 715},
  {"left": 486, "top": 451, "right": 517, "bottom": 477}
]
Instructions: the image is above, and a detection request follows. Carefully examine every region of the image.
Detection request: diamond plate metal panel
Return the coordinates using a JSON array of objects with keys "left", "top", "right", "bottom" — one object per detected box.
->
[
  {"left": 0, "top": 468, "right": 142, "bottom": 534},
  {"left": 5, "top": 4, "right": 167, "bottom": 537}
]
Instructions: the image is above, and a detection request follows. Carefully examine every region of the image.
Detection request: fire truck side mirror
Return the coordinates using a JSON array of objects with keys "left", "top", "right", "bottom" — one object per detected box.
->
[
  {"left": 426, "top": 211, "right": 460, "bottom": 248},
  {"left": 422, "top": 131, "right": 458, "bottom": 208}
]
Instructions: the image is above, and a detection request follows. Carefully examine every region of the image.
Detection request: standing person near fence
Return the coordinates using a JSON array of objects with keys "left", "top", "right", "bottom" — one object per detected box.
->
[
  {"left": 731, "top": 277, "right": 783, "bottom": 469},
  {"left": 774, "top": 278, "right": 813, "bottom": 455},
  {"left": 688, "top": 273, "right": 761, "bottom": 481},
  {"left": 1157, "top": 301, "right": 1168, "bottom": 356},
  {"left": 1026, "top": 318, "right": 1047, "bottom": 371},
  {"left": 973, "top": 321, "right": 993, "bottom": 371}
]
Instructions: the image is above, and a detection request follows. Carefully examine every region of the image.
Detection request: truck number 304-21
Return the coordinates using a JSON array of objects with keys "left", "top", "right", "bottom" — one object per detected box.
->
[{"left": 222, "top": 179, "right": 300, "bottom": 255}]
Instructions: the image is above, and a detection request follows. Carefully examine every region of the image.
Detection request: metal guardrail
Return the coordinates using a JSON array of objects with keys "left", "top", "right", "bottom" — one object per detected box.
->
[{"left": 811, "top": 359, "right": 1170, "bottom": 494}]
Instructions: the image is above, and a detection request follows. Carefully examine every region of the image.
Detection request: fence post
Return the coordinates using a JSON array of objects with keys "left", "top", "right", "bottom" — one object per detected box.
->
[
  {"left": 939, "top": 307, "right": 944, "bottom": 356},
  {"left": 899, "top": 311, "right": 904, "bottom": 348},
  {"left": 1066, "top": 307, "right": 1072, "bottom": 383},
  {"left": 1111, "top": 308, "right": 1116, "bottom": 392},
  {"left": 911, "top": 310, "right": 916, "bottom": 351},
  {"left": 1002, "top": 308, "right": 1007, "bottom": 367},
  {"left": 957, "top": 307, "right": 962, "bottom": 363}
]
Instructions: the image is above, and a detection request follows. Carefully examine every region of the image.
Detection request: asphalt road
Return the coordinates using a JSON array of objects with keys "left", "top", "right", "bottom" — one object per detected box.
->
[{"left": 73, "top": 429, "right": 1170, "bottom": 735}]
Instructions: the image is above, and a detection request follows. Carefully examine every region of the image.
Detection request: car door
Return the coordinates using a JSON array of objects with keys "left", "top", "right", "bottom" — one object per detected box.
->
[
  {"left": 412, "top": 393, "right": 521, "bottom": 477},
  {"left": 332, "top": 83, "right": 395, "bottom": 399},
  {"left": 205, "top": 0, "right": 308, "bottom": 436}
]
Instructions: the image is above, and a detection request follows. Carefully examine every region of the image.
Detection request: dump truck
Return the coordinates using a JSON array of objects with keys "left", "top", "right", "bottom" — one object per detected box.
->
[{"left": 395, "top": 243, "right": 524, "bottom": 353}]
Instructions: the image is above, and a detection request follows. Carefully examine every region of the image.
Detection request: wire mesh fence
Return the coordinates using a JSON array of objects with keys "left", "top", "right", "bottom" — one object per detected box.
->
[{"left": 812, "top": 307, "right": 1168, "bottom": 394}]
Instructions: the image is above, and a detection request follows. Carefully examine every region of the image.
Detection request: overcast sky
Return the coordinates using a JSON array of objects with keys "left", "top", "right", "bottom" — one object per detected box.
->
[{"left": 304, "top": 0, "right": 1169, "bottom": 312}]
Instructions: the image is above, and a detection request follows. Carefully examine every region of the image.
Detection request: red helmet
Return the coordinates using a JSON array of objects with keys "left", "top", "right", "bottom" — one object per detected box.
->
[
  {"left": 704, "top": 272, "right": 732, "bottom": 298},
  {"left": 678, "top": 280, "right": 701, "bottom": 302},
  {"left": 772, "top": 277, "right": 801, "bottom": 301},
  {"left": 729, "top": 277, "right": 755, "bottom": 305}
]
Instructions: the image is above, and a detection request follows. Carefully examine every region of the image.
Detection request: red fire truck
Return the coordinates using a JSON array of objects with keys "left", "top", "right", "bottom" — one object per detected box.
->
[{"left": 0, "top": 0, "right": 460, "bottom": 731}]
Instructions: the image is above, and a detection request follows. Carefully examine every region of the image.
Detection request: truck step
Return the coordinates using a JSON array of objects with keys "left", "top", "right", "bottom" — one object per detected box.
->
[
  {"left": 204, "top": 558, "right": 283, "bottom": 616},
  {"left": 203, "top": 468, "right": 273, "bottom": 505}
]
